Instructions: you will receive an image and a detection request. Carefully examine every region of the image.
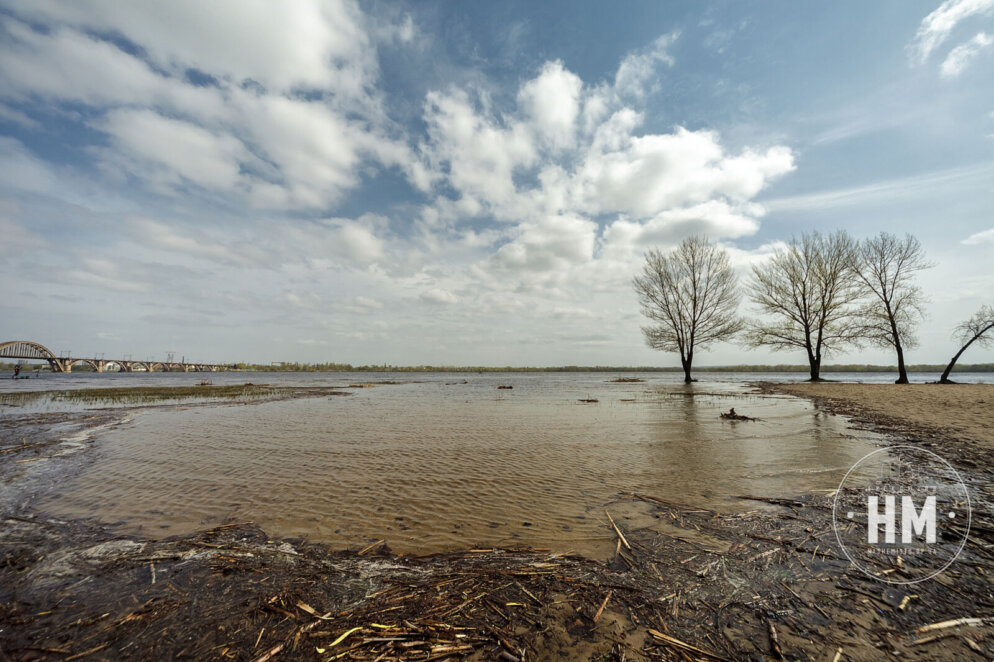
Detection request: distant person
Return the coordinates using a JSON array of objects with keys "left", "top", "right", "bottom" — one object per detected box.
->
[{"left": 13, "top": 365, "right": 21, "bottom": 378}]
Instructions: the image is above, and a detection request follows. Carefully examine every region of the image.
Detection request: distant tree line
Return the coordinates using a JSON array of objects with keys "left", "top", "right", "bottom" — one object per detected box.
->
[
  {"left": 635, "top": 231, "right": 994, "bottom": 383},
  {"left": 165, "top": 363, "right": 994, "bottom": 373},
  {"left": 151, "top": 362, "right": 994, "bottom": 373}
]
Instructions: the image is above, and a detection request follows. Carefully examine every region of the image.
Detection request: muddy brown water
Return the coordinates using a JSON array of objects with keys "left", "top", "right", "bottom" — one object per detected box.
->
[{"left": 27, "top": 374, "right": 881, "bottom": 557}]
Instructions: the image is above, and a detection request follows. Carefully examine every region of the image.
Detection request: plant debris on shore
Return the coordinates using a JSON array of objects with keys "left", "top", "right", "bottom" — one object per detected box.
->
[{"left": 4, "top": 484, "right": 994, "bottom": 660}]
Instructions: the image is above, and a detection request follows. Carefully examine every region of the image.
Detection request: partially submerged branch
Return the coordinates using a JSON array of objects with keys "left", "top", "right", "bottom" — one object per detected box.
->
[{"left": 940, "top": 304, "right": 994, "bottom": 383}]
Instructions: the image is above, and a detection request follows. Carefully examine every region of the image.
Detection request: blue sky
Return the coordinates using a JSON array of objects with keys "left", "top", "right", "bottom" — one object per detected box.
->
[{"left": 0, "top": 0, "right": 992, "bottom": 367}]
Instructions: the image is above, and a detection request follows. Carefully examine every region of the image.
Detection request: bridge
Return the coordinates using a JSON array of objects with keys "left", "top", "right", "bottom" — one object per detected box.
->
[{"left": 0, "top": 340, "right": 232, "bottom": 373}]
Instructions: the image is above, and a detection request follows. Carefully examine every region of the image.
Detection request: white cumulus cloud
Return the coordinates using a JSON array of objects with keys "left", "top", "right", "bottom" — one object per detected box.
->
[
  {"left": 963, "top": 227, "right": 994, "bottom": 244},
  {"left": 2, "top": 0, "right": 377, "bottom": 96},
  {"left": 614, "top": 33, "right": 678, "bottom": 98},
  {"left": 416, "top": 48, "right": 794, "bottom": 293},
  {"left": 941, "top": 31, "right": 994, "bottom": 76},
  {"left": 517, "top": 61, "right": 583, "bottom": 151},
  {"left": 419, "top": 288, "right": 459, "bottom": 304},
  {"left": 0, "top": 2, "right": 420, "bottom": 210},
  {"left": 100, "top": 109, "right": 254, "bottom": 193},
  {"left": 910, "top": 0, "right": 994, "bottom": 63}
]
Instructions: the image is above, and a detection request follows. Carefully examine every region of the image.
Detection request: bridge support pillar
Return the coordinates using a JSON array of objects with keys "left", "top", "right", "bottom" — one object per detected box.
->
[{"left": 47, "top": 359, "right": 67, "bottom": 373}]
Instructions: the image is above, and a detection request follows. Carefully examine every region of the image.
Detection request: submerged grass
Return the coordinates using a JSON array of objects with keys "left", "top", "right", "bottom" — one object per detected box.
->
[{"left": 0, "top": 384, "right": 289, "bottom": 408}]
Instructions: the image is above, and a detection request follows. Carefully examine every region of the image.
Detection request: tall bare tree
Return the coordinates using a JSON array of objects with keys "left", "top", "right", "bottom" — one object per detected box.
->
[
  {"left": 940, "top": 304, "right": 994, "bottom": 383},
  {"left": 633, "top": 236, "right": 744, "bottom": 383},
  {"left": 745, "top": 230, "right": 863, "bottom": 381},
  {"left": 852, "top": 233, "right": 931, "bottom": 384}
]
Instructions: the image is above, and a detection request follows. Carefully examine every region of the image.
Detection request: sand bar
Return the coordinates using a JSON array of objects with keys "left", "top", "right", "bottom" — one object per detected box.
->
[{"left": 772, "top": 382, "right": 994, "bottom": 447}]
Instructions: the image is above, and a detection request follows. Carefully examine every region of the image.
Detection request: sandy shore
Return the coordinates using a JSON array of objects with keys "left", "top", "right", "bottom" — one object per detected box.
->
[{"left": 772, "top": 382, "right": 994, "bottom": 447}]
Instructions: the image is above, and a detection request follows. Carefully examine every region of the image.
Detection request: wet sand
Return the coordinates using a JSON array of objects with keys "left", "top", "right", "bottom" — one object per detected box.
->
[{"left": 772, "top": 382, "right": 994, "bottom": 447}]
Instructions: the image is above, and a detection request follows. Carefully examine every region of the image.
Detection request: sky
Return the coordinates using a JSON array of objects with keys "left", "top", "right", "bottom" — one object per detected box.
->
[{"left": 0, "top": 0, "right": 992, "bottom": 367}]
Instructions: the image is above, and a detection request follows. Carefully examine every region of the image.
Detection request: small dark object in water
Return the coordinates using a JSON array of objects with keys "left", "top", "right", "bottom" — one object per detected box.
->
[
  {"left": 720, "top": 407, "right": 758, "bottom": 421},
  {"left": 497, "top": 385, "right": 513, "bottom": 389},
  {"left": 610, "top": 377, "right": 645, "bottom": 383},
  {"left": 578, "top": 398, "right": 599, "bottom": 403}
]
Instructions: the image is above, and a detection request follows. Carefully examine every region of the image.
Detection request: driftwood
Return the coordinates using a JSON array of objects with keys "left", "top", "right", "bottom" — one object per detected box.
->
[{"left": 719, "top": 408, "right": 758, "bottom": 421}]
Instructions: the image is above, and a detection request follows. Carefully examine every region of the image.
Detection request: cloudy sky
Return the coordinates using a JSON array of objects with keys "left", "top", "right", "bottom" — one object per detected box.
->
[{"left": 0, "top": 1, "right": 992, "bottom": 367}]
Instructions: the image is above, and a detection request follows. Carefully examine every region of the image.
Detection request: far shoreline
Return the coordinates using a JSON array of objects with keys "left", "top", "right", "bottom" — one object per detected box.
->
[{"left": 4, "top": 361, "right": 994, "bottom": 375}]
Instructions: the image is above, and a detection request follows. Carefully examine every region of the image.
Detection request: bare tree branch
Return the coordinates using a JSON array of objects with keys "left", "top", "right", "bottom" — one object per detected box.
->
[
  {"left": 745, "top": 230, "right": 863, "bottom": 381},
  {"left": 633, "top": 236, "right": 744, "bottom": 383},
  {"left": 851, "top": 232, "right": 932, "bottom": 383}
]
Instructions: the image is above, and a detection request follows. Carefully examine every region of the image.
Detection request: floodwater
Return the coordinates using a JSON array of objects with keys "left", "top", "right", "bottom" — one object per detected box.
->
[{"left": 9, "top": 372, "right": 895, "bottom": 556}]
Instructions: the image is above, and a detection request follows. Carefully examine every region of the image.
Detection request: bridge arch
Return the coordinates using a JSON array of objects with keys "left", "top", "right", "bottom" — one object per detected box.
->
[
  {"left": 66, "top": 358, "right": 103, "bottom": 372},
  {"left": 0, "top": 340, "right": 65, "bottom": 371}
]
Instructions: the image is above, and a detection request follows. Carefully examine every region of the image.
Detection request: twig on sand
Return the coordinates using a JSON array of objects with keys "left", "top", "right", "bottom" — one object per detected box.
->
[
  {"left": 594, "top": 590, "right": 613, "bottom": 623},
  {"left": 358, "top": 539, "right": 385, "bottom": 555},
  {"left": 251, "top": 620, "right": 326, "bottom": 662},
  {"left": 767, "top": 619, "right": 783, "bottom": 659},
  {"left": 915, "top": 616, "right": 994, "bottom": 634},
  {"left": 65, "top": 643, "right": 110, "bottom": 661},
  {"left": 910, "top": 632, "right": 957, "bottom": 647},
  {"left": 647, "top": 629, "right": 730, "bottom": 661},
  {"left": 604, "top": 510, "right": 631, "bottom": 551}
]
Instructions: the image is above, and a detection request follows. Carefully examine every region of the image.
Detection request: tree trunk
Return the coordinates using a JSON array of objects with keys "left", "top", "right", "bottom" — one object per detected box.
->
[
  {"left": 940, "top": 337, "right": 977, "bottom": 383},
  {"left": 889, "top": 314, "right": 909, "bottom": 384},
  {"left": 682, "top": 351, "right": 694, "bottom": 384},
  {"left": 806, "top": 347, "right": 820, "bottom": 381},
  {"left": 894, "top": 340, "right": 909, "bottom": 384}
]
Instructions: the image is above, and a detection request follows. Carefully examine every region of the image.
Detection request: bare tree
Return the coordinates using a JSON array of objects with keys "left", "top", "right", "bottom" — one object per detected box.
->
[
  {"left": 633, "top": 236, "right": 744, "bottom": 383},
  {"left": 852, "top": 233, "right": 931, "bottom": 384},
  {"left": 940, "top": 304, "right": 994, "bottom": 383},
  {"left": 745, "top": 230, "right": 863, "bottom": 381}
]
